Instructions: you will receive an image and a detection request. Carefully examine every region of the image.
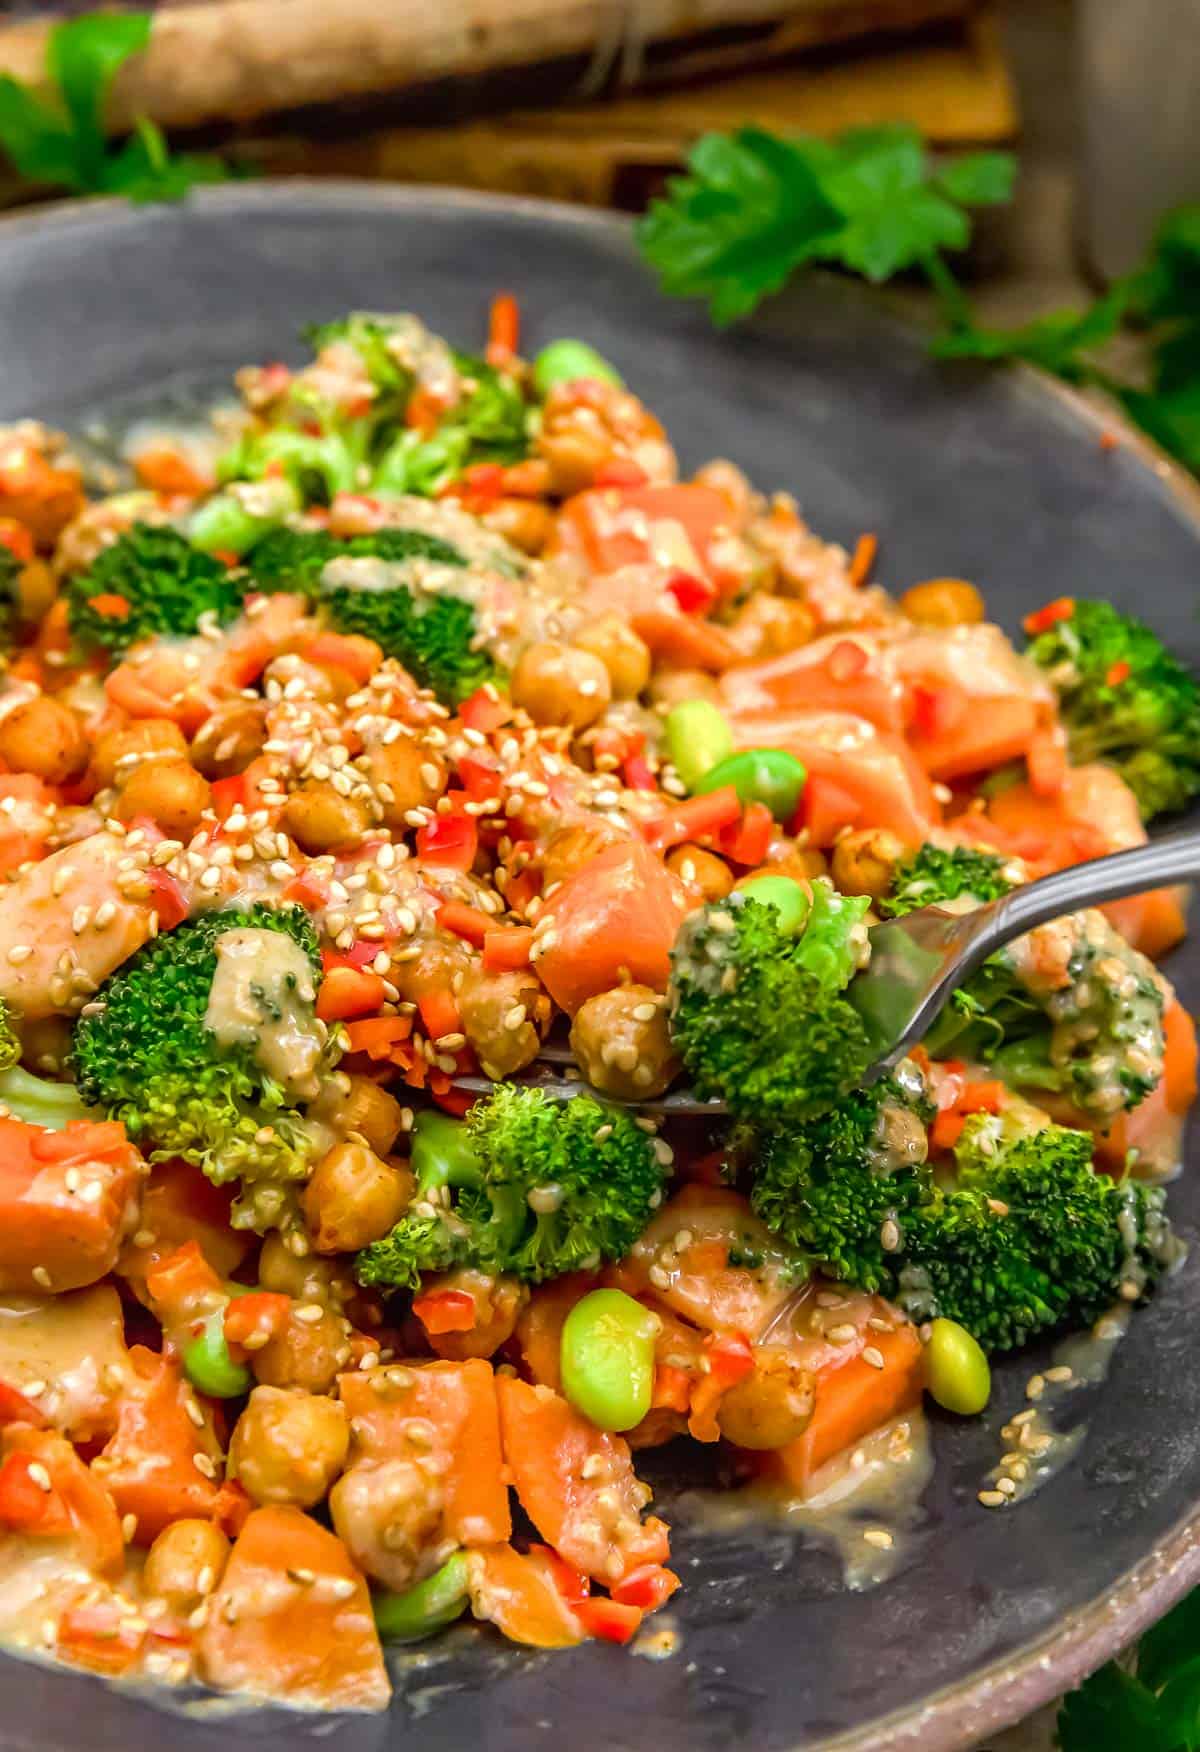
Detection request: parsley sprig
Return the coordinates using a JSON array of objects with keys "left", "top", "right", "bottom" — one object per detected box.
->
[
  {"left": 636, "top": 124, "right": 1200, "bottom": 474},
  {"left": 1057, "top": 1586, "right": 1200, "bottom": 1750},
  {"left": 0, "top": 12, "right": 235, "bottom": 201}
]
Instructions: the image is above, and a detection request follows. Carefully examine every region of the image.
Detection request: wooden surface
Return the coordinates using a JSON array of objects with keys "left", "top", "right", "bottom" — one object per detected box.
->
[
  {"left": 239, "top": 11, "right": 1015, "bottom": 208},
  {"left": 0, "top": 0, "right": 976, "bottom": 131}
]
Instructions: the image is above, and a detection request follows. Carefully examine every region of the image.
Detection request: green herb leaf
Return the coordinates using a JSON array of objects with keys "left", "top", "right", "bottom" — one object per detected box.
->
[
  {"left": 0, "top": 77, "right": 82, "bottom": 187},
  {"left": 1140, "top": 1591, "right": 1200, "bottom": 1695},
  {"left": 809, "top": 125, "right": 970, "bottom": 282},
  {"left": 933, "top": 150, "right": 1016, "bottom": 207},
  {"left": 1057, "top": 1663, "right": 1172, "bottom": 1752},
  {"left": 1120, "top": 381, "right": 1200, "bottom": 471},
  {"left": 933, "top": 282, "right": 1133, "bottom": 378},
  {"left": 48, "top": 11, "right": 150, "bottom": 184},
  {"left": 636, "top": 128, "right": 842, "bottom": 325},
  {"left": 0, "top": 9, "right": 237, "bottom": 202}
]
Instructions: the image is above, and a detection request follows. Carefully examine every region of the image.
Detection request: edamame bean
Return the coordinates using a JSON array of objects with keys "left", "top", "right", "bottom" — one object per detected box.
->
[
  {"left": 410, "top": 1110, "right": 483, "bottom": 1191},
  {"left": 532, "top": 339, "right": 623, "bottom": 398},
  {"left": 560, "top": 1288, "right": 657, "bottom": 1432},
  {"left": 664, "top": 699, "right": 734, "bottom": 793},
  {"left": 737, "top": 874, "right": 810, "bottom": 936},
  {"left": 373, "top": 1552, "right": 471, "bottom": 1642},
  {"left": 924, "top": 1317, "right": 991, "bottom": 1416},
  {"left": 695, "top": 748, "right": 807, "bottom": 823},
  {"left": 183, "top": 1307, "right": 252, "bottom": 1399}
]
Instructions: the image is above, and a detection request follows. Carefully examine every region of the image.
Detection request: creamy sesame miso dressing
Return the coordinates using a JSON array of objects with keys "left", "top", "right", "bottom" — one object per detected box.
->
[{"left": 203, "top": 928, "right": 324, "bottom": 1100}]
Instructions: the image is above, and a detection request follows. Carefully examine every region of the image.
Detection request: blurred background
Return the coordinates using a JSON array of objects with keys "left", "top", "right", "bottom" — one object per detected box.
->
[{"left": 0, "top": 0, "right": 1197, "bottom": 313}]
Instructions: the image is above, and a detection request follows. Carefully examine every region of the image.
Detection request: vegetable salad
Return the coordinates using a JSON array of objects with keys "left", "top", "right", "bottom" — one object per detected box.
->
[{"left": 0, "top": 296, "right": 1191, "bottom": 1709}]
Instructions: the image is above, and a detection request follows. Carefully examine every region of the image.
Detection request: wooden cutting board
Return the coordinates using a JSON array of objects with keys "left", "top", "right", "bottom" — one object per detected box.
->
[
  {"left": 0, "top": 0, "right": 979, "bottom": 132},
  {"left": 237, "top": 10, "right": 1016, "bottom": 209}
]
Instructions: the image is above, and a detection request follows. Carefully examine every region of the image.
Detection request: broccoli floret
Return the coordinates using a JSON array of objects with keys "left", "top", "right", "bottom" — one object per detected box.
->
[
  {"left": 668, "top": 885, "right": 873, "bottom": 1125},
  {"left": 0, "top": 995, "right": 95, "bottom": 1128},
  {"left": 247, "top": 525, "right": 500, "bottom": 705},
  {"left": 896, "top": 1114, "right": 1183, "bottom": 1351},
  {"left": 66, "top": 524, "right": 245, "bottom": 661},
  {"left": 223, "top": 317, "right": 530, "bottom": 507},
  {"left": 355, "top": 1086, "right": 666, "bottom": 1289},
  {"left": 748, "top": 1098, "right": 1182, "bottom": 1354},
  {"left": 750, "top": 1067, "right": 934, "bottom": 1291},
  {"left": 1025, "top": 598, "right": 1200, "bottom": 819},
  {"left": 72, "top": 904, "right": 337, "bottom": 1227},
  {"left": 303, "top": 314, "right": 414, "bottom": 396},
  {"left": 880, "top": 843, "right": 1017, "bottom": 916}
]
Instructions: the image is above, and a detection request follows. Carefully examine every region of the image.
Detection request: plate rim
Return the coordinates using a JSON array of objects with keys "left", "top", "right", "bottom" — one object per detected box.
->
[{"left": 2, "top": 175, "right": 1199, "bottom": 1750}]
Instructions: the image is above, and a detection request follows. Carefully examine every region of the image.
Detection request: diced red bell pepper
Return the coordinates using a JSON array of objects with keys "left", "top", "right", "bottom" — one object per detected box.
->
[
  {"left": 416, "top": 813, "right": 478, "bottom": 871},
  {"left": 533, "top": 1543, "right": 591, "bottom": 1609},
  {"left": 574, "top": 1597, "right": 644, "bottom": 1644},
  {"left": 1023, "top": 597, "right": 1075, "bottom": 636},
  {"left": 1105, "top": 660, "right": 1131, "bottom": 688},
  {"left": 610, "top": 1564, "right": 681, "bottom": 1612},
  {"left": 412, "top": 1288, "right": 477, "bottom": 1336},
  {"left": 665, "top": 570, "right": 718, "bottom": 615},
  {"left": 910, "top": 681, "right": 968, "bottom": 741},
  {"left": 717, "top": 800, "right": 773, "bottom": 867},
  {"left": 459, "top": 687, "right": 513, "bottom": 735},
  {"left": 593, "top": 458, "right": 649, "bottom": 489},
  {"left": 0, "top": 1380, "right": 48, "bottom": 1430},
  {"left": 623, "top": 752, "right": 657, "bottom": 792},
  {"left": 643, "top": 784, "right": 742, "bottom": 853}
]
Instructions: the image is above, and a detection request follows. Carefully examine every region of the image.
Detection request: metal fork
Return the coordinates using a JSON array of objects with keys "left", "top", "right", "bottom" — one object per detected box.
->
[{"left": 453, "top": 829, "right": 1200, "bottom": 1115}]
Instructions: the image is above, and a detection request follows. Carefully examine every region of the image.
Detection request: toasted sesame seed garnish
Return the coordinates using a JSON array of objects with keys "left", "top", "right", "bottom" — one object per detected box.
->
[
  {"left": 862, "top": 1346, "right": 886, "bottom": 1371},
  {"left": 1044, "top": 1365, "right": 1073, "bottom": 1383},
  {"left": 122, "top": 1514, "right": 138, "bottom": 1542},
  {"left": 978, "top": 1490, "right": 1007, "bottom": 1508},
  {"left": 193, "top": 1453, "right": 217, "bottom": 1479},
  {"left": 6, "top": 944, "right": 32, "bottom": 964},
  {"left": 1026, "top": 1374, "right": 1046, "bottom": 1401},
  {"left": 863, "top": 1528, "right": 893, "bottom": 1550},
  {"left": 827, "top": 1323, "right": 858, "bottom": 1344},
  {"left": 26, "top": 1462, "right": 52, "bottom": 1492},
  {"left": 31, "top": 1266, "right": 51, "bottom": 1290}
]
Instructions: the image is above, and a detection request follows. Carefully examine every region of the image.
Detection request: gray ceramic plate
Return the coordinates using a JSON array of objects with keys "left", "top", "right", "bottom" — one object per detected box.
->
[{"left": 0, "top": 183, "right": 1197, "bottom": 1752}]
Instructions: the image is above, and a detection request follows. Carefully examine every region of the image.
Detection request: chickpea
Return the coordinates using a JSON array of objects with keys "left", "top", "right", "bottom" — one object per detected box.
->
[
  {"left": 830, "top": 827, "right": 905, "bottom": 901},
  {"left": 666, "top": 843, "right": 734, "bottom": 903},
  {"left": 115, "top": 758, "right": 211, "bottom": 839},
  {"left": 330, "top": 1456, "right": 442, "bottom": 1593},
  {"left": 899, "top": 578, "right": 985, "bottom": 628},
  {"left": 281, "top": 780, "right": 370, "bottom": 854},
  {"left": 572, "top": 615, "right": 651, "bottom": 699},
  {"left": 484, "top": 498, "right": 553, "bottom": 556},
  {"left": 303, "top": 1141, "right": 414, "bottom": 1255},
  {"left": 14, "top": 559, "right": 57, "bottom": 626},
  {"left": 229, "top": 1385, "right": 349, "bottom": 1508},
  {"left": 0, "top": 695, "right": 87, "bottom": 784},
  {"left": 738, "top": 847, "right": 828, "bottom": 885},
  {"left": 258, "top": 1232, "right": 351, "bottom": 1307},
  {"left": 263, "top": 653, "right": 356, "bottom": 705},
  {"left": 423, "top": 1269, "right": 527, "bottom": 1362},
  {"left": 389, "top": 937, "right": 472, "bottom": 1010},
  {"left": 512, "top": 641, "right": 611, "bottom": 732},
  {"left": 728, "top": 593, "right": 816, "bottom": 660},
  {"left": 538, "top": 427, "right": 612, "bottom": 499},
  {"left": 458, "top": 968, "right": 548, "bottom": 1080},
  {"left": 89, "top": 718, "right": 188, "bottom": 790},
  {"left": 362, "top": 737, "right": 444, "bottom": 830},
  {"left": 716, "top": 1345, "right": 815, "bottom": 1450},
  {"left": 142, "top": 1519, "right": 230, "bottom": 1613},
  {"left": 541, "top": 817, "right": 626, "bottom": 893},
  {"left": 252, "top": 1304, "right": 351, "bottom": 1395},
  {"left": 569, "top": 983, "right": 680, "bottom": 1101},
  {"left": 313, "top": 1073, "right": 407, "bottom": 1156},
  {"left": 648, "top": 668, "right": 720, "bottom": 709},
  {"left": 190, "top": 700, "right": 267, "bottom": 779}
]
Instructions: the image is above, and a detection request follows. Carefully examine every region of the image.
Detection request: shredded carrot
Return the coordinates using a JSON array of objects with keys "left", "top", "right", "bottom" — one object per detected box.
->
[
  {"left": 848, "top": 532, "right": 878, "bottom": 588},
  {"left": 438, "top": 901, "right": 494, "bottom": 947},
  {"left": 486, "top": 292, "right": 520, "bottom": 366},
  {"left": 483, "top": 926, "right": 535, "bottom": 973}
]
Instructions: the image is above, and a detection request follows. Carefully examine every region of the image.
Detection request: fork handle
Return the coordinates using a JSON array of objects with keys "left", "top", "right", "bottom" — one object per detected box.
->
[{"left": 978, "top": 826, "right": 1200, "bottom": 958}]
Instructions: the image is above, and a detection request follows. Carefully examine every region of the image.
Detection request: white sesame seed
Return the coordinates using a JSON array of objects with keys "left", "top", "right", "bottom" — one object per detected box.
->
[{"left": 863, "top": 1528, "right": 893, "bottom": 1550}]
